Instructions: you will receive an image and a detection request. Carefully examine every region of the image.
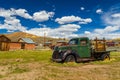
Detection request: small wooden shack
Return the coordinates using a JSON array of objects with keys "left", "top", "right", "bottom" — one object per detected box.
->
[
  {"left": 18, "top": 38, "right": 36, "bottom": 50},
  {"left": 0, "top": 35, "right": 22, "bottom": 51},
  {"left": 106, "top": 40, "right": 115, "bottom": 47},
  {"left": 106, "top": 39, "right": 120, "bottom": 47},
  {"left": 0, "top": 35, "right": 11, "bottom": 51},
  {"left": 0, "top": 35, "right": 36, "bottom": 51}
]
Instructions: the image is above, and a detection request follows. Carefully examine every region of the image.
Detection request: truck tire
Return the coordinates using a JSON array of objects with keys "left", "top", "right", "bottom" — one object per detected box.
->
[
  {"left": 64, "top": 55, "right": 75, "bottom": 63},
  {"left": 101, "top": 53, "right": 110, "bottom": 61}
]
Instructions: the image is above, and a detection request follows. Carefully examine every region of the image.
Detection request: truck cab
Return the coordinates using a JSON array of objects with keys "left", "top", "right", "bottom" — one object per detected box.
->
[
  {"left": 68, "top": 37, "right": 91, "bottom": 58},
  {"left": 52, "top": 37, "right": 110, "bottom": 63}
]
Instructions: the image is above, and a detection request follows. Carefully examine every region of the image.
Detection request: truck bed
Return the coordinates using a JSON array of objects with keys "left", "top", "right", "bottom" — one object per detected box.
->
[{"left": 94, "top": 50, "right": 110, "bottom": 53}]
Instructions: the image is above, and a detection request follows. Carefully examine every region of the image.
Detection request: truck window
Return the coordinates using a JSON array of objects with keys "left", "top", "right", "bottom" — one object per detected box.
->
[
  {"left": 80, "top": 40, "right": 87, "bottom": 46},
  {"left": 69, "top": 39, "right": 78, "bottom": 45}
]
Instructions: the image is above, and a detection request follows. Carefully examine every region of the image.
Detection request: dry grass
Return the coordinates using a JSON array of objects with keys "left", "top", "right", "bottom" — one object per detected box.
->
[{"left": 0, "top": 50, "right": 120, "bottom": 80}]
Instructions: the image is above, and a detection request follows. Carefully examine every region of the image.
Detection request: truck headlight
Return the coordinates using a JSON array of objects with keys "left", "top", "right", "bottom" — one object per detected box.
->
[{"left": 59, "top": 50, "right": 62, "bottom": 53}]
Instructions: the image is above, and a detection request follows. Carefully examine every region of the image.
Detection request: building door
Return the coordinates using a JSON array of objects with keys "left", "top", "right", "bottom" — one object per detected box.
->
[
  {"left": 0, "top": 42, "right": 2, "bottom": 50},
  {"left": 0, "top": 42, "right": 9, "bottom": 51},
  {"left": 21, "top": 43, "right": 25, "bottom": 49}
]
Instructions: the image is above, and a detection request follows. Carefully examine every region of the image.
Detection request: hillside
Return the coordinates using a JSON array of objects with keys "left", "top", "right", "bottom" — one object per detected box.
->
[{"left": 4, "top": 32, "right": 64, "bottom": 44}]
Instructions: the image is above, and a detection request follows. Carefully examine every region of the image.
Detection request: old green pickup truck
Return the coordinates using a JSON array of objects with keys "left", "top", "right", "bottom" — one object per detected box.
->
[{"left": 52, "top": 37, "right": 111, "bottom": 63}]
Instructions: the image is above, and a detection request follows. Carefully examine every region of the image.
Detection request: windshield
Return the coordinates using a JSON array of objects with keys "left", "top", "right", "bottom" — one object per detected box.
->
[{"left": 69, "top": 39, "right": 78, "bottom": 45}]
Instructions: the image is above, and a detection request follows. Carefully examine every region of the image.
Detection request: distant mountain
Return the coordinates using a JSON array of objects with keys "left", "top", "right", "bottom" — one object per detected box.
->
[{"left": 4, "top": 32, "right": 64, "bottom": 44}]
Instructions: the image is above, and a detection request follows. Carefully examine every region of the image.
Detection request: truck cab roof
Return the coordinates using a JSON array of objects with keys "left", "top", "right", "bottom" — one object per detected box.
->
[{"left": 70, "top": 37, "right": 89, "bottom": 41}]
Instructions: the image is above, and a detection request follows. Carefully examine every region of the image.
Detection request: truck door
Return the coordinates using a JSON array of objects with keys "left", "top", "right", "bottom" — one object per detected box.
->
[{"left": 78, "top": 39, "right": 91, "bottom": 58}]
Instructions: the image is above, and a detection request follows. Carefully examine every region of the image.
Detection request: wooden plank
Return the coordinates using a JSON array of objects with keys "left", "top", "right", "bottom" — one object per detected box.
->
[{"left": 1, "top": 42, "right": 10, "bottom": 51}]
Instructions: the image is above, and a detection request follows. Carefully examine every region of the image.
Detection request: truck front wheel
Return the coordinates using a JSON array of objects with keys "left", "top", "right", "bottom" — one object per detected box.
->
[
  {"left": 101, "top": 53, "right": 110, "bottom": 61},
  {"left": 64, "top": 55, "right": 76, "bottom": 63}
]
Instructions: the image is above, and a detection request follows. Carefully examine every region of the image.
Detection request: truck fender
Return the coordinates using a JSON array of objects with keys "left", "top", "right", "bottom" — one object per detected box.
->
[
  {"left": 62, "top": 50, "right": 78, "bottom": 60},
  {"left": 62, "top": 50, "right": 72, "bottom": 59}
]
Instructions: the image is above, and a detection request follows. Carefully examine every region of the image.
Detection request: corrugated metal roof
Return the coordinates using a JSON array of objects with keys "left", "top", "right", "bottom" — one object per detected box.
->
[
  {"left": 20, "top": 38, "right": 35, "bottom": 44},
  {"left": 57, "top": 40, "right": 66, "bottom": 43},
  {"left": 45, "top": 42, "right": 52, "bottom": 44}
]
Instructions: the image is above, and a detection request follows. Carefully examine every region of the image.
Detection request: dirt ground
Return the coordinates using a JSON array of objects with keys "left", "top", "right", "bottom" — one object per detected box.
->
[{"left": 0, "top": 61, "right": 120, "bottom": 80}]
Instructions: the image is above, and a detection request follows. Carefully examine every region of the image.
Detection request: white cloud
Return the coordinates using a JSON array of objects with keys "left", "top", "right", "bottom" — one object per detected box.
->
[
  {"left": 39, "top": 24, "right": 47, "bottom": 28},
  {"left": 0, "top": 8, "right": 32, "bottom": 19},
  {"left": 33, "top": 10, "right": 54, "bottom": 22},
  {"left": 57, "top": 24, "right": 80, "bottom": 32},
  {"left": 91, "top": 6, "right": 120, "bottom": 39},
  {"left": 84, "top": 31, "right": 91, "bottom": 35},
  {"left": 0, "top": 8, "right": 14, "bottom": 17},
  {"left": 87, "top": 33, "right": 120, "bottom": 39},
  {"left": 103, "top": 13, "right": 120, "bottom": 26},
  {"left": 2, "top": 7, "right": 120, "bottom": 39},
  {"left": 26, "top": 27, "right": 51, "bottom": 37},
  {"left": 111, "top": 13, "right": 120, "bottom": 18},
  {"left": 4, "top": 17, "right": 20, "bottom": 25},
  {"left": 82, "top": 6, "right": 120, "bottom": 39},
  {"left": 0, "top": 8, "right": 89, "bottom": 38},
  {"left": 68, "top": 34, "right": 79, "bottom": 38},
  {"left": 0, "top": 22, "right": 26, "bottom": 32},
  {"left": 27, "top": 24, "right": 80, "bottom": 38},
  {"left": 55, "top": 15, "right": 81, "bottom": 24},
  {"left": 104, "top": 33, "right": 120, "bottom": 39},
  {"left": 55, "top": 15, "right": 92, "bottom": 24},
  {"left": 94, "top": 26, "right": 120, "bottom": 34},
  {"left": 0, "top": 8, "right": 55, "bottom": 32},
  {"left": 100, "top": 6, "right": 120, "bottom": 33},
  {"left": 0, "top": 8, "right": 27, "bottom": 32},
  {"left": 77, "top": 29, "right": 120, "bottom": 39},
  {"left": 96, "top": 9, "right": 103, "bottom": 14},
  {"left": 11, "top": 8, "right": 32, "bottom": 19},
  {"left": 80, "top": 7, "right": 85, "bottom": 10},
  {"left": 79, "top": 18, "right": 92, "bottom": 24}
]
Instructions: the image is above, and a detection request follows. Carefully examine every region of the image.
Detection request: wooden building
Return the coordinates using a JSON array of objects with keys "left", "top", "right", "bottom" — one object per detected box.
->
[
  {"left": 0, "top": 35, "right": 11, "bottom": 51},
  {"left": 114, "top": 41, "right": 120, "bottom": 47},
  {"left": 106, "top": 40, "right": 115, "bottom": 47},
  {"left": 0, "top": 35, "right": 22, "bottom": 51},
  {"left": 0, "top": 35, "right": 35, "bottom": 51},
  {"left": 106, "top": 40, "right": 120, "bottom": 47},
  {"left": 18, "top": 38, "right": 36, "bottom": 50}
]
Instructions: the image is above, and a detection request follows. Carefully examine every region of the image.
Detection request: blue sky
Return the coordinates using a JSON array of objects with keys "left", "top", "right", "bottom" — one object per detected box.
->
[{"left": 0, "top": 0, "right": 120, "bottom": 39}]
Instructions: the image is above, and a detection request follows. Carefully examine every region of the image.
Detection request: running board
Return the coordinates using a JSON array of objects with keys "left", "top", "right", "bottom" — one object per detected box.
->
[{"left": 77, "top": 58, "right": 95, "bottom": 62}]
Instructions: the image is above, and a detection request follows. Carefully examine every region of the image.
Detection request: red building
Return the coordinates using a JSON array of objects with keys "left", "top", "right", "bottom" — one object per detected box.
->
[
  {"left": 106, "top": 42, "right": 115, "bottom": 47},
  {"left": 0, "top": 35, "right": 35, "bottom": 51},
  {"left": 9, "top": 42, "right": 21, "bottom": 51},
  {"left": 18, "top": 38, "right": 36, "bottom": 50}
]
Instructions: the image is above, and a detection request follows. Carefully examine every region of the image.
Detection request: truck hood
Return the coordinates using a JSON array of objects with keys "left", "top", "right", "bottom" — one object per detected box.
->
[{"left": 54, "top": 45, "right": 77, "bottom": 51}]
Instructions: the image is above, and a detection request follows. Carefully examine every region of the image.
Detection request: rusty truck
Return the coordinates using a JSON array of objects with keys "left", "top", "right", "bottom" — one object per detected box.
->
[{"left": 52, "top": 37, "right": 112, "bottom": 63}]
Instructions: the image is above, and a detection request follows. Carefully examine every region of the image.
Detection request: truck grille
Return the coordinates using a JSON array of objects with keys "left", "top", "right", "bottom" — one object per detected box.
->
[{"left": 52, "top": 51, "right": 62, "bottom": 59}]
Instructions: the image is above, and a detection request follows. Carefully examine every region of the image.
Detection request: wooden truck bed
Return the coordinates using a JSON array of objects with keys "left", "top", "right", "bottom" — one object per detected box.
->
[{"left": 92, "top": 37, "right": 106, "bottom": 52}]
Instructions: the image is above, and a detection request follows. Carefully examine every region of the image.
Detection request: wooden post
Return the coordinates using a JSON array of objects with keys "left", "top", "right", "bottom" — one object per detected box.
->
[
  {"left": 103, "top": 37, "right": 106, "bottom": 51},
  {"left": 95, "top": 37, "right": 98, "bottom": 51},
  {"left": 44, "top": 32, "right": 46, "bottom": 48}
]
